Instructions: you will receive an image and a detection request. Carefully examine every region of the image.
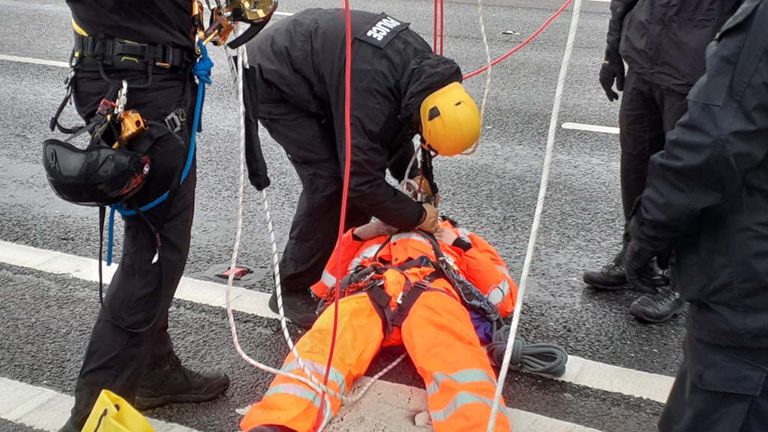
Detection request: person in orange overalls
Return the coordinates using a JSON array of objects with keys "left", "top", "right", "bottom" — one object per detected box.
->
[{"left": 241, "top": 212, "right": 518, "bottom": 432}]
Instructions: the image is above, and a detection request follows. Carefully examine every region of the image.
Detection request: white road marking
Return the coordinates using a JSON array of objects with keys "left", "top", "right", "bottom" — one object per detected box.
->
[
  {"left": 0, "top": 54, "right": 69, "bottom": 69},
  {"left": 0, "top": 375, "right": 601, "bottom": 432},
  {"left": 274, "top": 11, "right": 295, "bottom": 16},
  {"left": 0, "top": 377, "right": 197, "bottom": 432},
  {"left": 562, "top": 122, "right": 620, "bottom": 134},
  {"left": 0, "top": 239, "right": 675, "bottom": 405}
]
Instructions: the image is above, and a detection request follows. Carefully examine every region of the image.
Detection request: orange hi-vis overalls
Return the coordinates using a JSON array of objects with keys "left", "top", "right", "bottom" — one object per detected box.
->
[{"left": 241, "top": 220, "right": 518, "bottom": 432}]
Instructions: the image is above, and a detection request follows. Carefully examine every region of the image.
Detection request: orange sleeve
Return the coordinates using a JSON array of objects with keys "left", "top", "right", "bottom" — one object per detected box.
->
[
  {"left": 310, "top": 229, "right": 364, "bottom": 301},
  {"left": 458, "top": 230, "right": 518, "bottom": 318}
]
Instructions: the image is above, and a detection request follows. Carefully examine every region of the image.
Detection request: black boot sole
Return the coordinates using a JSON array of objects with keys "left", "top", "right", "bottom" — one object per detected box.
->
[{"left": 134, "top": 377, "right": 230, "bottom": 410}]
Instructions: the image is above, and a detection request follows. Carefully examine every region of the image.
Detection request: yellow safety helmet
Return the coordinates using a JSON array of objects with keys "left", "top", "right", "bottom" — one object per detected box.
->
[{"left": 420, "top": 82, "right": 481, "bottom": 156}]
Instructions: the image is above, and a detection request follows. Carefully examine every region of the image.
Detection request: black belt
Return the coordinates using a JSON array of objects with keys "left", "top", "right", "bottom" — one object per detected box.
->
[{"left": 72, "top": 35, "right": 195, "bottom": 72}]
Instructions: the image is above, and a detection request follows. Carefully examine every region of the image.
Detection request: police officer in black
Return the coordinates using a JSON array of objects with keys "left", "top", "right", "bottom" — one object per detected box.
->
[
  {"left": 243, "top": 9, "right": 481, "bottom": 328},
  {"left": 59, "top": 2, "right": 229, "bottom": 430},
  {"left": 625, "top": 0, "right": 768, "bottom": 428},
  {"left": 584, "top": 0, "right": 741, "bottom": 322}
]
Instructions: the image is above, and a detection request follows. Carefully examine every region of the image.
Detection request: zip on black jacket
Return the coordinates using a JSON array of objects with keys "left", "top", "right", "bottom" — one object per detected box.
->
[{"left": 245, "top": 9, "right": 462, "bottom": 230}]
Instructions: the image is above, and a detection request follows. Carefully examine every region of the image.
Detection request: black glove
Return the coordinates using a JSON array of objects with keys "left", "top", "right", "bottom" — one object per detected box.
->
[
  {"left": 243, "top": 66, "right": 271, "bottom": 190},
  {"left": 599, "top": 49, "right": 625, "bottom": 102},
  {"left": 624, "top": 240, "right": 672, "bottom": 293}
]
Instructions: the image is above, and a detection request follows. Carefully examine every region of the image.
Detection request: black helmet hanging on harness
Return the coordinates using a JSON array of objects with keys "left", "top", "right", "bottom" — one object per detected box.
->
[{"left": 42, "top": 139, "right": 150, "bottom": 207}]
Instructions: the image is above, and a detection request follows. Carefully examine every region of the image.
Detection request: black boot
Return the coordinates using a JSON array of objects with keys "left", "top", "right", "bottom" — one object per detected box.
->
[
  {"left": 583, "top": 247, "right": 629, "bottom": 290},
  {"left": 134, "top": 353, "right": 230, "bottom": 410},
  {"left": 629, "top": 285, "right": 685, "bottom": 323},
  {"left": 268, "top": 290, "right": 318, "bottom": 329},
  {"left": 584, "top": 248, "right": 664, "bottom": 293},
  {"left": 248, "top": 426, "right": 297, "bottom": 432}
]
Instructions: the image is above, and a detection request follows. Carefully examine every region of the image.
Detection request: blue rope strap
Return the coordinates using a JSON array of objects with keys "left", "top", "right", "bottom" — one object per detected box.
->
[{"left": 106, "top": 41, "right": 213, "bottom": 266}]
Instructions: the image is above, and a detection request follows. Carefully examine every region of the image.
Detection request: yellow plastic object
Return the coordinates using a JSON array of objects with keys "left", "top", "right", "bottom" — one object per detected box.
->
[
  {"left": 420, "top": 82, "right": 481, "bottom": 156},
  {"left": 81, "top": 390, "right": 155, "bottom": 432}
]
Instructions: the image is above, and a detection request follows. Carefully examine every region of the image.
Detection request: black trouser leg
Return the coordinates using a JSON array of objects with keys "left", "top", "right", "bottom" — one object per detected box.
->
[
  {"left": 659, "top": 335, "right": 768, "bottom": 432},
  {"left": 68, "top": 71, "right": 195, "bottom": 427},
  {"left": 619, "top": 71, "right": 688, "bottom": 220},
  {"left": 257, "top": 83, "right": 370, "bottom": 293}
]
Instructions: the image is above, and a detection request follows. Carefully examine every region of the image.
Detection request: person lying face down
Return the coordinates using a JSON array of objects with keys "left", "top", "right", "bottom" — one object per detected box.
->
[{"left": 241, "top": 209, "right": 520, "bottom": 432}]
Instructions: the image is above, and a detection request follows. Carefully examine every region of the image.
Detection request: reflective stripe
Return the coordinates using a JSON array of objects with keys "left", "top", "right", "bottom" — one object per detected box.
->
[
  {"left": 426, "top": 369, "right": 497, "bottom": 396},
  {"left": 321, "top": 270, "right": 336, "bottom": 287},
  {"left": 265, "top": 384, "right": 321, "bottom": 407},
  {"left": 348, "top": 244, "right": 383, "bottom": 272},
  {"left": 71, "top": 19, "right": 88, "bottom": 36},
  {"left": 486, "top": 279, "right": 510, "bottom": 306},
  {"left": 391, "top": 232, "right": 430, "bottom": 245},
  {"left": 458, "top": 228, "right": 472, "bottom": 244},
  {"left": 430, "top": 392, "right": 514, "bottom": 428},
  {"left": 495, "top": 265, "right": 511, "bottom": 278},
  {"left": 283, "top": 360, "right": 347, "bottom": 395}
]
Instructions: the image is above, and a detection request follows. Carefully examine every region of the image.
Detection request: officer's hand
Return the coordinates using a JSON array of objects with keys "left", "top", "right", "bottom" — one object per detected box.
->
[
  {"left": 435, "top": 225, "right": 458, "bottom": 245},
  {"left": 417, "top": 203, "right": 440, "bottom": 233},
  {"left": 353, "top": 219, "right": 397, "bottom": 241},
  {"left": 599, "top": 50, "right": 625, "bottom": 102},
  {"left": 623, "top": 241, "right": 661, "bottom": 293}
]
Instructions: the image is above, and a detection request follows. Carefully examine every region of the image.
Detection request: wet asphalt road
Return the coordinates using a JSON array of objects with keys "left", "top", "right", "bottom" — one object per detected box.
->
[{"left": 0, "top": 0, "right": 685, "bottom": 431}]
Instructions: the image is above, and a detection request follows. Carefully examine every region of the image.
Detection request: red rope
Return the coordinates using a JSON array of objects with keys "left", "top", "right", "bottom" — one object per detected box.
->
[
  {"left": 439, "top": 0, "right": 445, "bottom": 55},
  {"left": 463, "top": 0, "right": 573, "bottom": 80},
  {"left": 315, "top": 0, "right": 353, "bottom": 429},
  {"left": 433, "top": 0, "right": 439, "bottom": 53}
]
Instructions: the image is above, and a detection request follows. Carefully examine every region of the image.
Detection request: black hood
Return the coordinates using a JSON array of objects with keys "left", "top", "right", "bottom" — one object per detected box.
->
[{"left": 399, "top": 53, "right": 463, "bottom": 128}]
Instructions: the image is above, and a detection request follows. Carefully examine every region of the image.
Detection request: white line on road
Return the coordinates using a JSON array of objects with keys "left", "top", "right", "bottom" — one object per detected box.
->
[
  {"left": 0, "top": 374, "right": 601, "bottom": 432},
  {"left": 0, "top": 54, "right": 69, "bottom": 69},
  {"left": 562, "top": 122, "right": 620, "bottom": 134},
  {"left": 0, "top": 239, "right": 674, "bottom": 404},
  {"left": 0, "top": 377, "right": 197, "bottom": 432}
]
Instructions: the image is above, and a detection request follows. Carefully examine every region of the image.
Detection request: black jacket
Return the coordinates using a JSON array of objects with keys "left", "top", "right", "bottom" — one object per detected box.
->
[
  {"left": 245, "top": 9, "right": 462, "bottom": 230},
  {"left": 66, "top": 0, "right": 194, "bottom": 50},
  {"left": 607, "top": 0, "right": 741, "bottom": 93},
  {"left": 631, "top": 0, "right": 768, "bottom": 348}
]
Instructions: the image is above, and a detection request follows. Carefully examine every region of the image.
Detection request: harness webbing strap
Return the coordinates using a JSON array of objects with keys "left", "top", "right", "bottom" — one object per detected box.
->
[
  {"left": 392, "top": 280, "right": 428, "bottom": 327},
  {"left": 366, "top": 283, "right": 393, "bottom": 335}
]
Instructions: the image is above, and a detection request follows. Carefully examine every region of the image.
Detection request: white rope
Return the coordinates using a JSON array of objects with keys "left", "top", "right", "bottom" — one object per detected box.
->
[
  {"left": 221, "top": 43, "right": 407, "bottom": 431},
  {"left": 462, "top": 0, "right": 493, "bottom": 156},
  {"left": 222, "top": 45, "right": 335, "bottom": 428},
  {"left": 485, "top": 0, "right": 582, "bottom": 429}
]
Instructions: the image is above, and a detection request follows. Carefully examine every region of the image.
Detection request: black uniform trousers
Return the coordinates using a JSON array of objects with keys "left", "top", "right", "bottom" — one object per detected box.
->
[
  {"left": 619, "top": 70, "right": 689, "bottom": 219},
  {"left": 255, "top": 80, "right": 370, "bottom": 294},
  {"left": 68, "top": 69, "right": 196, "bottom": 426},
  {"left": 660, "top": 335, "right": 768, "bottom": 432}
]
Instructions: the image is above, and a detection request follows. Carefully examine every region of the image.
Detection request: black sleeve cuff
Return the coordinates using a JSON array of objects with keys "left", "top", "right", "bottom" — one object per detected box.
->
[{"left": 452, "top": 237, "right": 472, "bottom": 252}]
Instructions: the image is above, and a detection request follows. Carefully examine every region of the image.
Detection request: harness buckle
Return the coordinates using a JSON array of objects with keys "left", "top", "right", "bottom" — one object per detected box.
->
[{"left": 164, "top": 109, "right": 186, "bottom": 133}]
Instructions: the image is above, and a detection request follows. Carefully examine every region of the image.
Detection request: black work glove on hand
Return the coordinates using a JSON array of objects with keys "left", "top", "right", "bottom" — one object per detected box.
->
[
  {"left": 624, "top": 241, "right": 669, "bottom": 292},
  {"left": 242, "top": 66, "right": 271, "bottom": 190},
  {"left": 599, "top": 49, "right": 625, "bottom": 101}
]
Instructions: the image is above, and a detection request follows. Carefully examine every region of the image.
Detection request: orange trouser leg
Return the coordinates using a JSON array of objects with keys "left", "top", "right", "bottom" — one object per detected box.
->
[
  {"left": 401, "top": 289, "right": 513, "bottom": 432},
  {"left": 240, "top": 294, "right": 385, "bottom": 432}
]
